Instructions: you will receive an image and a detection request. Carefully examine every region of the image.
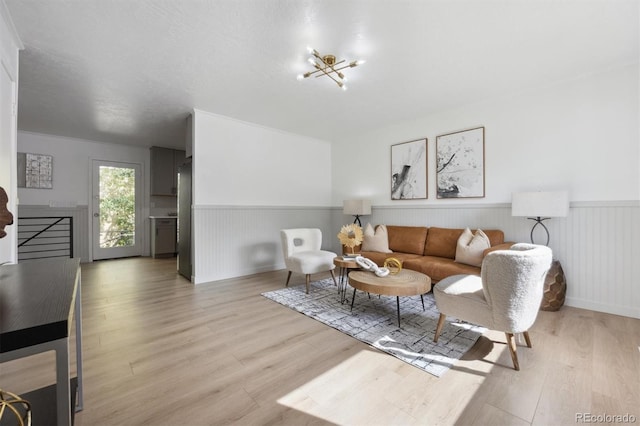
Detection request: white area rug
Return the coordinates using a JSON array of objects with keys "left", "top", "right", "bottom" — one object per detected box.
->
[{"left": 262, "top": 277, "right": 486, "bottom": 377}]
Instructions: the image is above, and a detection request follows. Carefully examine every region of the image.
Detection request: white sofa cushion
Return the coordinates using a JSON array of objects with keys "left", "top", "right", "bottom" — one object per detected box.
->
[
  {"left": 455, "top": 228, "right": 490, "bottom": 267},
  {"left": 361, "top": 223, "right": 392, "bottom": 253}
]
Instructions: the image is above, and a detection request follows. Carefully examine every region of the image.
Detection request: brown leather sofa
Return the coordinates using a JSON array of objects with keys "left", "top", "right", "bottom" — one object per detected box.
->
[{"left": 359, "top": 225, "right": 513, "bottom": 282}]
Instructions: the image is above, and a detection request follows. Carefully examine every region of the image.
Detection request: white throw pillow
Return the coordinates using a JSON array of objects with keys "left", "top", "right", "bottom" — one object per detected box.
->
[
  {"left": 455, "top": 228, "right": 490, "bottom": 267},
  {"left": 361, "top": 224, "right": 392, "bottom": 253}
]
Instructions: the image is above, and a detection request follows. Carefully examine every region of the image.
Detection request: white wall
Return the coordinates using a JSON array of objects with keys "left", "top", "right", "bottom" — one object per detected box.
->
[
  {"left": 17, "top": 132, "right": 150, "bottom": 205},
  {"left": 191, "top": 110, "right": 333, "bottom": 283},
  {"left": 333, "top": 63, "right": 639, "bottom": 205},
  {"left": 192, "top": 109, "right": 332, "bottom": 206},
  {"left": 331, "top": 63, "right": 640, "bottom": 318},
  {"left": 17, "top": 131, "right": 152, "bottom": 258},
  {"left": 0, "top": 2, "right": 22, "bottom": 264}
]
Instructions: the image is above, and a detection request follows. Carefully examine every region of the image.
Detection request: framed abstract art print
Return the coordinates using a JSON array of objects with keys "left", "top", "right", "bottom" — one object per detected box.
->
[
  {"left": 391, "top": 138, "right": 427, "bottom": 200},
  {"left": 436, "top": 127, "right": 485, "bottom": 198}
]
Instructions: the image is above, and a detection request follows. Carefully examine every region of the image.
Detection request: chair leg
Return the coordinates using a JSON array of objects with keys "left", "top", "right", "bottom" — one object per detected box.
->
[
  {"left": 285, "top": 271, "right": 292, "bottom": 287},
  {"left": 305, "top": 274, "right": 310, "bottom": 294},
  {"left": 505, "top": 333, "right": 520, "bottom": 371},
  {"left": 523, "top": 331, "right": 532, "bottom": 348},
  {"left": 329, "top": 269, "right": 338, "bottom": 287},
  {"left": 434, "top": 313, "right": 446, "bottom": 343}
]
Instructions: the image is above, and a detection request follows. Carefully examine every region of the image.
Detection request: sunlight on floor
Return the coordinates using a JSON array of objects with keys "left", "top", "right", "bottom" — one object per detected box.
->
[
  {"left": 275, "top": 330, "right": 517, "bottom": 424},
  {"left": 277, "top": 348, "right": 416, "bottom": 424}
]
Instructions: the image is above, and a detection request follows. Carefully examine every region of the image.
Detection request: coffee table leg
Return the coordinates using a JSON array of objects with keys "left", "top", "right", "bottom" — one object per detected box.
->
[
  {"left": 350, "top": 288, "right": 357, "bottom": 311},
  {"left": 396, "top": 297, "right": 401, "bottom": 327},
  {"left": 421, "top": 294, "right": 425, "bottom": 311},
  {"left": 341, "top": 278, "right": 346, "bottom": 304}
]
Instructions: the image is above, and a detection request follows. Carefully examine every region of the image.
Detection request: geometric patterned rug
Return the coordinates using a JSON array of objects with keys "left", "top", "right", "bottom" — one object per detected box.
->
[{"left": 262, "top": 277, "right": 486, "bottom": 377}]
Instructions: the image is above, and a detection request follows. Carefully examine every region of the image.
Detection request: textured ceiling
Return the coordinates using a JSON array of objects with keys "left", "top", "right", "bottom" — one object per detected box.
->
[{"left": 5, "top": 0, "right": 638, "bottom": 149}]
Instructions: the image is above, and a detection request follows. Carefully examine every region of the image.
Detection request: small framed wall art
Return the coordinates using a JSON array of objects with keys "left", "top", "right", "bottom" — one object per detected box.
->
[
  {"left": 391, "top": 138, "right": 427, "bottom": 200},
  {"left": 17, "top": 152, "right": 53, "bottom": 189},
  {"left": 436, "top": 127, "right": 485, "bottom": 199}
]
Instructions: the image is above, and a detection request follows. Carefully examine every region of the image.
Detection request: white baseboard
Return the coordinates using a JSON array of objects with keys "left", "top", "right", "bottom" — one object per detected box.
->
[{"left": 565, "top": 297, "right": 640, "bottom": 319}]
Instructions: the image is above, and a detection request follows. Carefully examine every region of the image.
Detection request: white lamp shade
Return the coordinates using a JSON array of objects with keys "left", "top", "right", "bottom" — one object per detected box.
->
[
  {"left": 512, "top": 191, "right": 569, "bottom": 217},
  {"left": 343, "top": 199, "right": 371, "bottom": 215}
]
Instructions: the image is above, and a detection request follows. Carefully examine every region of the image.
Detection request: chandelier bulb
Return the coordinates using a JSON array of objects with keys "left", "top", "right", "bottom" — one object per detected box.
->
[
  {"left": 307, "top": 57, "right": 315, "bottom": 65},
  {"left": 342, "top": 85, "right": 348, "bottom": 91},
  {"left": 296, "top": 74, "right": 303, "bottom": 81}
]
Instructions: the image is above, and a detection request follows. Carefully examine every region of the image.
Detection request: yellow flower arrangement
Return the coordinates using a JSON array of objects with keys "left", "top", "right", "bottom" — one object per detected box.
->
[{"left": 337, "top": 224, "right": 364, "bottom": 254}]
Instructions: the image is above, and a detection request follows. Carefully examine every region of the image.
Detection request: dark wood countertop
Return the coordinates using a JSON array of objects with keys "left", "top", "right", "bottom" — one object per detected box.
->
[{"left": 0, "top": 258, "right": 80, "bottom": 353}]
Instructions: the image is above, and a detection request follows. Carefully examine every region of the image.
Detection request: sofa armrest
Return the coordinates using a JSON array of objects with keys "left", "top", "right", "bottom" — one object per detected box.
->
[{"left": 483, "top": 242, "right": 515, "bottom": 257}]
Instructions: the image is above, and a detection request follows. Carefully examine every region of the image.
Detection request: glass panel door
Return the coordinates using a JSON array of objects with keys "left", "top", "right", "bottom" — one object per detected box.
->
[{"left": 92, "top": 160, "right": 142, "bottom": 260}]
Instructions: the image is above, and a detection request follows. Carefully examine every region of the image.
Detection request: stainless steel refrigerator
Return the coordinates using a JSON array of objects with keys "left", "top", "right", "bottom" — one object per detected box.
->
[{"left": 177, "top": 159, "right": 192, "bottom": 280}]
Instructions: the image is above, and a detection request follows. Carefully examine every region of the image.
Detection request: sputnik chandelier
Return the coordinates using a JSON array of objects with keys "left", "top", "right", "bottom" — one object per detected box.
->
[{"left": 297, "top": 47, "right": 365, "bottom": 90}]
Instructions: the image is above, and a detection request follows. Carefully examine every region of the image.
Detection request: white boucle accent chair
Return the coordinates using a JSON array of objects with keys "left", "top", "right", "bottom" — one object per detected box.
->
[
  {"left": 280, "top": 228, "right": 338, "bottom": 294},
  {"left": 433, "top": 243, "right": 552, "bottom": 370}
]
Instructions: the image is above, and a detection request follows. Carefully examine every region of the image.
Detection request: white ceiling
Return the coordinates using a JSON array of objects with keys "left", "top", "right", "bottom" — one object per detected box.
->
[{"left": 5, "top": 0, "right": 638, "bottom": 149}]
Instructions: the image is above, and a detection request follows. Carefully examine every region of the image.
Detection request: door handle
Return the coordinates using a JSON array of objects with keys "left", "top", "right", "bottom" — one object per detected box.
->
[{"left": 93, "top": 213, "right": 99, "bottom": 217}]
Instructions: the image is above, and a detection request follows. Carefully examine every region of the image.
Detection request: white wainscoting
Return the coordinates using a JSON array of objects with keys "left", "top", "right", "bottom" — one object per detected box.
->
[
  {"left": 192, "top": 205, "right": 335, "bottom": 284},
  {"left": 333, "top": 201, "right": 640, "bottom": 319},
  {"left": 193, "top": 202, "right": 639, "bottom": 318},
  {"left": 18, "top": 205, "right": 90, "bottom": 263}
]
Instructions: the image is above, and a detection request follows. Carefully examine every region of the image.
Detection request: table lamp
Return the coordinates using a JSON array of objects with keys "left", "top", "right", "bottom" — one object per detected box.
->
[
  {"left": 343, "top": 199, "right": 371, "bottom": 227},
  {"left": 511, "top": 191, "right": 569, "bottom": 245}
]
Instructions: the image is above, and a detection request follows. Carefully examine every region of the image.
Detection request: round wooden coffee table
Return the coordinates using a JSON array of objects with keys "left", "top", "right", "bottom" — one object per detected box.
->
[{"left": 348, "top": 269, "right": 432, "bottom": 327}]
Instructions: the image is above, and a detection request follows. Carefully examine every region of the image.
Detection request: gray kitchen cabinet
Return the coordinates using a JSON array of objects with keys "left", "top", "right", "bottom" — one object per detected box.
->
[
  {"left": 150, "top": 217, "right": 177, "bottom": 258},
  {"left": 150, "top": 147, "right": 185, "bottom": 196}
]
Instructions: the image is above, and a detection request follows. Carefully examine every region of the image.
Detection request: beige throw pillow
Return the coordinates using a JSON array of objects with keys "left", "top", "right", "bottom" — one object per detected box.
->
[
  {"left": 361, "top": 224, "right": 392, "bottom": 253},
  {"left": 455, "top": 228, "right": 491, "bottom": 267}
]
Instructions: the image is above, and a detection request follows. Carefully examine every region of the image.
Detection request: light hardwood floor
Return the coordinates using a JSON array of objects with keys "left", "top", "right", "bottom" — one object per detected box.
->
[{"left": 1, "top": 257, "right": 638, "bottom": 425}]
